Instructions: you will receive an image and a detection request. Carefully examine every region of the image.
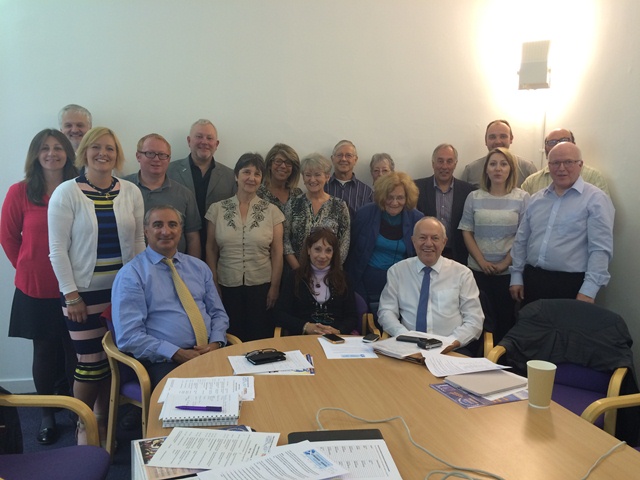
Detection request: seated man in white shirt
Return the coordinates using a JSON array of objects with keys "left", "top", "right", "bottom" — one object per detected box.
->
[{"left": 377, "top": 216, "right": 484, "bottom": 354}]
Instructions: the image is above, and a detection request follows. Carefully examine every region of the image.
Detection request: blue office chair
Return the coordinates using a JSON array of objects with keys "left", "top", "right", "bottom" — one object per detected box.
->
[
  {"left": 487, "top": 299, "right": 639, "bottom": 445},
  {"left": 0, "top": 390, "right": 110, "bottom": 480}
]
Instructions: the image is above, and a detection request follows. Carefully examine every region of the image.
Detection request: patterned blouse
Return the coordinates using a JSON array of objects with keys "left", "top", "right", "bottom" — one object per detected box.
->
[
  {"left": 205, "top": 195, "right": 284, "bottom": 287},
  {"left": 256, "top": 184, "right": 303, "bottom": 213},
  {"left": 283, "top": 194, "right": 350, "bottom": 264}
]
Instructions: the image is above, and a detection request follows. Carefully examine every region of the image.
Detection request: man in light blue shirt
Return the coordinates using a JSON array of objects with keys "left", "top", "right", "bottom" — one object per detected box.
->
[
  {"left": 509, "top": 142, "right": 614, "bottom": 306},
  {"left": 112, "top": 205, "right": 229, "bottom": 388}
]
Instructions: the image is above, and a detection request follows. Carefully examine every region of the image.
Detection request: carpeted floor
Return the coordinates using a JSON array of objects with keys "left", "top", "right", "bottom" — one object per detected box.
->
[{"left": 18, "top": 401, "right": 143, "bottom": 480}]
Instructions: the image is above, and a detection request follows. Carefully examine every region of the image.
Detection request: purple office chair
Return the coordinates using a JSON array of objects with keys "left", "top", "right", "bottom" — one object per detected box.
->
[
  {"left": 0, "top": 390, "right": 110, "bottom": 480},
  {"left": 488, "top": 299, "right": 639, "bottom": 445}
]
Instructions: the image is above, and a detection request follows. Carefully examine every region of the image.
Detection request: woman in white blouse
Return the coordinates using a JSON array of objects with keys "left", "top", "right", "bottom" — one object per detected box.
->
[{"left": 205, "top": 153, "right": 284, "bottom": 341}]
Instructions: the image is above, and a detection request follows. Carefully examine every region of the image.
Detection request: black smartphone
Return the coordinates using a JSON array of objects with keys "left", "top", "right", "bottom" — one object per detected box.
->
[
  {"left": 396, "top": 335, "right": 424, "bottom": 344},
  {"left": 362, "top": 333, "right": 380, "bottom": 343},
  {"left": 322, "top": 333, "right": 345, "bottom": 344},
  {"left": 396, "top": 335, "right": 442, "bottom": 349}
]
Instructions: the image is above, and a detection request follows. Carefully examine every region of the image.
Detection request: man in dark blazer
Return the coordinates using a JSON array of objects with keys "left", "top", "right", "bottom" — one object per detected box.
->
[
  {"left": 415, "top": 143, "right": 476, "bottom": 265},
  {"left": 167, "top": 119, "right": 236, "bottom": 258}
]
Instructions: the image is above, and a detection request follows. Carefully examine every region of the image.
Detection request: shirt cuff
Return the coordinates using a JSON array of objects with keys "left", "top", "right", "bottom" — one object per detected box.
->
[{"left": 579, "top": 280, "right": 600, "bottom": 299}]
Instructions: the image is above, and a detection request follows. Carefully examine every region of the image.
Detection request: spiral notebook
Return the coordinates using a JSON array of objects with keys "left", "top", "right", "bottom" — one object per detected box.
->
[{"left": 159, "top": 392, "right": 240, "bottom": 427}]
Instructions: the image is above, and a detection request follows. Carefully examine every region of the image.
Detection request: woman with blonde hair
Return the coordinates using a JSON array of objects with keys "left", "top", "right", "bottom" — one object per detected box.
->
[
  {"left": 458, "top": 147, "right": 529, "bottom": 343},
  {"left": 48, "top": 126, "right": 145, "bottom": 444},
  {"left": 347, "top": 171, "right": 423, "bottom": 310}
]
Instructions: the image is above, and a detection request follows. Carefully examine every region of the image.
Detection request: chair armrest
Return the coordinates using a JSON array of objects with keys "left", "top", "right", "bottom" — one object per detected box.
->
[
  {"left": 597, "top": 367, "right": 628, "bottom": 435},
  {"left": 102, "top": 332, "right": 152, "bottom": 393},
  {"left": 486, "top": 345, "right": 506, "bottom": 363},
  {"left": 366, "top": 314, "right": 381, "bottom": 337},
  {"left": 226, "top": 333, "right": 242, "bottom": 345},
  {"left": 483, "top": 331, "right": 494, "bottom": 358},
  {"left": 581, "top": 391, "right": 640, "bottom": 432},
  {"left": 0, "top": 393, "right": 100, "bottom": 447},
  {"left": 273, "top": 327, "right": 282, "bottom": 338}
]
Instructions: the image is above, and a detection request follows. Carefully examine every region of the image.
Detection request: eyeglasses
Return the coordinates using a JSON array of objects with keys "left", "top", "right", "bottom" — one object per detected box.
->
[
  {"left": 545, "top": 137, "right": 572, "bottom": 148},
  {"left": 273, "top": 158, "right": 294, "bottom": 168},
  {"left": 548, "top": 160, "right": 582, "bottom": 168},
  {"left": 138, "top": 151, "right": 170, "bottom": 160},
  {"left": 333, "top": 153, "right": 356, "bottom": 160}
]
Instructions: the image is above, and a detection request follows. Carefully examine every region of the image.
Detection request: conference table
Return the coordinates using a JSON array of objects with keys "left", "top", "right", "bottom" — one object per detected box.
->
[{"left": 147, "top": 336, "right": 640, "bottom": 479}]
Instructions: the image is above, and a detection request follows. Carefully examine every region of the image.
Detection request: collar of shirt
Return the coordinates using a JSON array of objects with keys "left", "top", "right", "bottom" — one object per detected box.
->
[
  {"left": 329, "top": 173, "right": 356, "bottom": 185},
  {"left": 544, "top": 175, "right": 585, "bottom": 197},
  {"left": 188, "top": 154, "right": 216, "bottom": 174},
  {"left": 145, "top": 245, "right": 184, "bottom": 266},
  {"left": 134, "top": 172, "right": 171, "bottom": 192},
  {"left": 412, "top": 255, "right": 444, "bottom": 276},
  {"left": 432, "top": 176, "right": 454, "bottom": 194}
]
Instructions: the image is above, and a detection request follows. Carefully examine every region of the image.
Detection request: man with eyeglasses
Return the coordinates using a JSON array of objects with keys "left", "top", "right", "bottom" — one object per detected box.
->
[
  {"left": 415, "top": 144, "right": 476, "bottom": 265},
  {"left": 521, "top": 128, "right": 610, "bottom": 196},
  {"left": 325, "top": 139, "right": 373, "bottom": 219},
  {"left": 125, "top": 134, "right": 202, "bottom": 257},
  {"left": 167, "top": 119, "right": 236, "bottom": 258},
  {"left": 509, "top": 142, "right": 614, "bottom": 307},
  {"left": 460, "top": 119, "right": 537, "bottom": 188}
]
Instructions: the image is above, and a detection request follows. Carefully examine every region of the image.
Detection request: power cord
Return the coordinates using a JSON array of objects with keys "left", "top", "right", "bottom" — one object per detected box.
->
[{"left": 315, "top": 407, "right": 629, "bottom": 480}]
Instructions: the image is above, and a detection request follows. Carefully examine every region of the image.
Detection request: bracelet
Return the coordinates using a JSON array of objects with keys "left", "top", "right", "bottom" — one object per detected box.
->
[
  {"left": 303, "top": 323, "right": 310, "bottom": 335},
  {"left": 65, "top": 296, "right": 84, "bottom": 306}
]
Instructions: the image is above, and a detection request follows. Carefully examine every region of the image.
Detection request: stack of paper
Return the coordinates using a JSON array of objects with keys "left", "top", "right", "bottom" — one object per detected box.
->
[
  {"left": 159, "top": 392, "right": 240, "bottom": 428},
  {"left": 228, "top": 350, "right": 315, "bottom": 375}
]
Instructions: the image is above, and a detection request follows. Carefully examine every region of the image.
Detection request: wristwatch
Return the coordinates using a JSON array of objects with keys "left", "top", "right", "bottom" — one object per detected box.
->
[{"left": 216, "top": 341, "right": 225, "bottom": 349}]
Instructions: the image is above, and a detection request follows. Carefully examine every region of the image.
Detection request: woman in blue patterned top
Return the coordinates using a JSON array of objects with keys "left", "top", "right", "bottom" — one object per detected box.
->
[
  {"left": 283, "top": 153, "right": 350, "bottom": 270},
  {"left": 205, "top": 153, "right": 284, "bottom": 341},
  {"left": 458, "top": 147, "right": 529, "bottom": 343},
  {"left": 48, "top": 127, "right": 145, "bottom": 444}
]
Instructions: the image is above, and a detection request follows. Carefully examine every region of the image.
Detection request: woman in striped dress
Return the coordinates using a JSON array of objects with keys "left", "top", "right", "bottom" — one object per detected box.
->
[{"left": 48, "top": 127, "right": 145, "bottom": 445}]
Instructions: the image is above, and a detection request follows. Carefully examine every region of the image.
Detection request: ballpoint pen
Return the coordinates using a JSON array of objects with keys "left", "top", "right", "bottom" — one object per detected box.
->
[{"left": 175, "top": 405, "right": 223, "bottom": 412}]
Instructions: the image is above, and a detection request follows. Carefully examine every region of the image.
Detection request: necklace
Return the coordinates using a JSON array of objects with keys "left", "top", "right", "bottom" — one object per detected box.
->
[{"left": 85, "top": 175, "right": 117, "bottom": 199}]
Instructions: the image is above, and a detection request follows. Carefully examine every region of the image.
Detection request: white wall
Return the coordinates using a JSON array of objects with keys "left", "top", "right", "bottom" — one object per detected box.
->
[{"left": 2, "top": 0, "right": 639, "bottom": 391}]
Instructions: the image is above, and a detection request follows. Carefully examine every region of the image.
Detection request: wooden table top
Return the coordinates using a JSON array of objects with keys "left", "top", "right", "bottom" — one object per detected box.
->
[{"left": 147, "top": 336, "right": 640, "bottom": 479}]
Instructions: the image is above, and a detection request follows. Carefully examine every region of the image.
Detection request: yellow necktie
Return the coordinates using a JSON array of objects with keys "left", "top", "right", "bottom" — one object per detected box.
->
[{"left": 162, "top": 257, "right": 208, "bottom": 347}]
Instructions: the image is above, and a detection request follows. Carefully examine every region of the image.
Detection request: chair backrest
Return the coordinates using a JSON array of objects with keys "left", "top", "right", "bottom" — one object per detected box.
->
[{"left": 100, "top": 305, "right": 138, "bottom": 385}]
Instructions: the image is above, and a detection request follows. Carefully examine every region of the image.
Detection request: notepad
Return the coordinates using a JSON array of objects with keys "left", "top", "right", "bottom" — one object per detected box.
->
[
  {"left": 444, "top": 370, "right": 527, "bottom": 397},
  {"left": 159, "top": 392, "right": 240, "bottom": 427}
]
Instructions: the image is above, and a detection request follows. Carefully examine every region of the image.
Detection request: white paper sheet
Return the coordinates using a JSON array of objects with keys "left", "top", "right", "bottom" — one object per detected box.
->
[
  {"left": 423, "top": 353, "right": 509, "bottom": 378},
  {"left": 147, "top": 427, "right": 279, "bottom": 469},
  {"left": 158, "top": 376, "right": 255, "bottom": 402},
  {"left": 304, "top": 439, "right": 402, "bottom": 479},
  {"left": 317, "top": 337, "right": 379, "bottom": 359},
  {"left": 197, "top": 441, "right": 348, "bottom": 480},
  {"left": 228, "top": 350, "right": 314, "bottom": 375}
]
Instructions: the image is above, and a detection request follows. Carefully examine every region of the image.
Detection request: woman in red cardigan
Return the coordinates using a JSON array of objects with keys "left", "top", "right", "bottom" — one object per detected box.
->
[{"left": 1, "top": 129, "right": 78, "bottom": 445}]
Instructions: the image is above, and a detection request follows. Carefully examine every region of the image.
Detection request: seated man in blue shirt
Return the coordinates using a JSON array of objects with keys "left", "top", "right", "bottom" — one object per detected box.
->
[
  {"left": 509, "top": 142, "right": 615, "bottom": 306},
  {"left": 112, "top": 205, "right": 229, "bottom": 388}
]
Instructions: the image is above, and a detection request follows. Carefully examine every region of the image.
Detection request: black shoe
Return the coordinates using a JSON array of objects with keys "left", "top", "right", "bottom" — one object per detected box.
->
[
  {"left": 37, "top": 426, "right": 58, "bottom": 445},
  {"left": 119, "top": 409, "right": 141, "bottom": 430}
]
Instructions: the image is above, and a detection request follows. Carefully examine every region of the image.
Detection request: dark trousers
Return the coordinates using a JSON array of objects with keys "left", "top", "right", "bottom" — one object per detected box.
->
[
  {"left": 523, "top": 265, "right": 585, "bottom": 307},
  {"left": 473, "top": 271, "right": 515, "bottom": 345},
  {"left": 221, "top": 283, "right": 274, "bottom": 342},
  {"left": 141, "top": 360, "right": 179, "bottom": 391}
]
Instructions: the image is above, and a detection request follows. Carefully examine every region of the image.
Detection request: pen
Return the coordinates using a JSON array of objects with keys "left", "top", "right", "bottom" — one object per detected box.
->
[{"left": 175, "top": 405, "right": 223, "bottom": 412}]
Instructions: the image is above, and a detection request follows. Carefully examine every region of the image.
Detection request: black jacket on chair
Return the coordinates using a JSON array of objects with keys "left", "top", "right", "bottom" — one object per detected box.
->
[{"left": 500, "top": 299, "right": 639, "bottom": 444}]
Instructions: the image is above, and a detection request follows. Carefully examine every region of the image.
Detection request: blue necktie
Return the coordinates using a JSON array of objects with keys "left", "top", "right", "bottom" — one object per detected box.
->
[{"left": 415, "top": 266, "right": 432, "bottom": 332}]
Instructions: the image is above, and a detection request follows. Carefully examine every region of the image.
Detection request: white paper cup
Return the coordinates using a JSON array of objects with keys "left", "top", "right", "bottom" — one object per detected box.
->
[{"left": 527, "top": 360, "right": 557, "bottom": 409}]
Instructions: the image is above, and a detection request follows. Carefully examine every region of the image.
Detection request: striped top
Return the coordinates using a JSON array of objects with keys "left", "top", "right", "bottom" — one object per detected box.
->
[
  {"left": 458, "top": 188, "right": 530, "bottom": 274},
  {"left": 76, "top": 177, "right": 123, "bottom": 277},
  {"left": 324, "top": 173, "right": 373, "bottom": 219}
]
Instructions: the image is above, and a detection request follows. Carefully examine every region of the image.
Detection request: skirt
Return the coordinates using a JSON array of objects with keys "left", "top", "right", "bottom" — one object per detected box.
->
[{"left": 9, "top": 288, "right": 66, "bottom": 340}]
